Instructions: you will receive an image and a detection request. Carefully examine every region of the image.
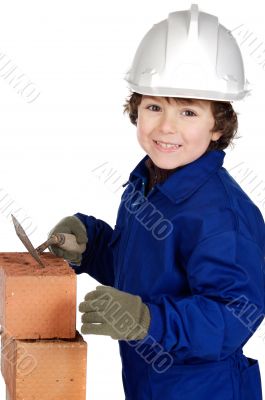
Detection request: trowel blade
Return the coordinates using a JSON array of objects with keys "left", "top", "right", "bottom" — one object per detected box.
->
[{"left": 11, "top": 214, "right": 45, "bottom": 268}]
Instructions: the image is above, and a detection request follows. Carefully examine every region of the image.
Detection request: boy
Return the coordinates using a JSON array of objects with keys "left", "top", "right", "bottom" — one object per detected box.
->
[{"left": 48, "top": 4, "right": 265, "bottom": 399}]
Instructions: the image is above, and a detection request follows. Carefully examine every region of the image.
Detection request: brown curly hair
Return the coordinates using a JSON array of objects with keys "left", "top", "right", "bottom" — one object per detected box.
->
[{"left": 123, "top": 92, "right": 240, "bottom": 151}]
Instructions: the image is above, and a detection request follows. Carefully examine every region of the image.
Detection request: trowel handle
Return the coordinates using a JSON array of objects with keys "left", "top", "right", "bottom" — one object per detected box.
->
[
  {"left": 55, "top": 233, "right": 87, "bottom": 253},
  {"left": 36, "top": 233, "right": 86, "bottom": 254}
]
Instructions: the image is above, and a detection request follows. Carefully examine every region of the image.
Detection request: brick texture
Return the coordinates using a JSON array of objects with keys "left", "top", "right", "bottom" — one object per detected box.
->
[
  {"left": 0, "top": 252, "right": 76, "bottom": 339},
  {"left": 1, "top": 330, "right": 87, "bottom": 400}
]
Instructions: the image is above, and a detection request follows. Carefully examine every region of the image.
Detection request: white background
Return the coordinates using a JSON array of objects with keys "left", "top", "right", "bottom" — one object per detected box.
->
[{"left": 0, "top": 0, "right": 265, "bottom": 398}]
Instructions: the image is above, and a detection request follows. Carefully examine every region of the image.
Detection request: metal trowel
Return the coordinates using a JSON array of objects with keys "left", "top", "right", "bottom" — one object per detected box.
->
[
  {"left": 11, "top": 214, "right": 46, "bottom": 268},
  {"left": 11, "top": 214, "right": 86, "bottom": 268}
]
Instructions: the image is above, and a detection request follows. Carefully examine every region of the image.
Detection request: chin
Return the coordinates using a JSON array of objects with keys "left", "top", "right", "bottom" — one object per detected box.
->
[{"left": 152, "top": 158, "right": 181, "bottom": 170}]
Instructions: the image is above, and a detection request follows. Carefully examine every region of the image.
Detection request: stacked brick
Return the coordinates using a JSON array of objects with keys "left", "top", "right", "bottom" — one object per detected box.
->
[{"left": 0, "top": 252, "right": 87, "bottom": 400}]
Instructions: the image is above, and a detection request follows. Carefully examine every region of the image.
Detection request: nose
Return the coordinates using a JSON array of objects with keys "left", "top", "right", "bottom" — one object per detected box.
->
[{"left": 157, "top": 110, "right": 178, "bottom": 135}]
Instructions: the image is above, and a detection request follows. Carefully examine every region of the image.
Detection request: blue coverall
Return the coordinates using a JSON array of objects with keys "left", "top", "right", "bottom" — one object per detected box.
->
[{"left": 71, "top": 149, "right": 265, "bottom": 399}]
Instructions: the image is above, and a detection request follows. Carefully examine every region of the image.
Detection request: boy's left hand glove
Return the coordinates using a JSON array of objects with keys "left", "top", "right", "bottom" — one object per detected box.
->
[{"left": 79, "top": 285, "right": 151, "bottom": 340}]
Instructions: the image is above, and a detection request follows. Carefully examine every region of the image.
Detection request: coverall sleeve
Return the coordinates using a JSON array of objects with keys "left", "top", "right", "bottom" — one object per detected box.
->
[
  {"left": 69, "top": 212, "right": 115, "bottom": 286},
  {"left": 144, "top": 230, "right": 265, "bottom": 362}
]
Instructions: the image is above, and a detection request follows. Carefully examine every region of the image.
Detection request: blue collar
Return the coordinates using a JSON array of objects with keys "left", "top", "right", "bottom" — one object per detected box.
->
[{"left": 125, "top": 150, "right": 226, "bottom": 204}]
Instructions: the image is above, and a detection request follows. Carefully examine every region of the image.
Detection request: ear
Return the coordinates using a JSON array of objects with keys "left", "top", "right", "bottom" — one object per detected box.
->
[{"left": 211, "top": 131, "right": 222, "bottom": 142}]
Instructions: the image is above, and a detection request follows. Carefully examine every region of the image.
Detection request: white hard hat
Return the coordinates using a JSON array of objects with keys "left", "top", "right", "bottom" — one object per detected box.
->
[{"left": 124, "top": 4, "right": 250, "bottom": 101}]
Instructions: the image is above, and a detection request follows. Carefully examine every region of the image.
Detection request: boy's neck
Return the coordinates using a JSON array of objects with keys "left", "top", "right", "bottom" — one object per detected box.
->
[{"left": 144, "top": 157, "right": 181, "bottom": 194}]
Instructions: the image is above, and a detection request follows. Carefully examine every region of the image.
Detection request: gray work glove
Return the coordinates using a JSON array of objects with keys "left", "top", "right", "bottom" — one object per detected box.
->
[
  {"left": 79, "top": 286, "right": 151, "bottom": 340},
  {"left": 48, "top": 216, "right": 88, "bottom": 265}
]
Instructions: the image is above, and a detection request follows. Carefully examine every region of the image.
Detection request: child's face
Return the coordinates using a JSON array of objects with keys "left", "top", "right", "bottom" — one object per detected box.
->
[{"left": 137, "top": 96, "right": 222, "bottom": 169}]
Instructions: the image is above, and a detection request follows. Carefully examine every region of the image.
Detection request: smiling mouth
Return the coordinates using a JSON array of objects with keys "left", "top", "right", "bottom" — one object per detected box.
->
[{"left": 153, "top": 140, "right": 182, "bottom": 150}]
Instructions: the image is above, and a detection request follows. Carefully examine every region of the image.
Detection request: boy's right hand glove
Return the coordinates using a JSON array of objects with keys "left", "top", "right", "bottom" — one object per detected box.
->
[{"left": 48, "top": 216, "right": 88, "bottom": 265}]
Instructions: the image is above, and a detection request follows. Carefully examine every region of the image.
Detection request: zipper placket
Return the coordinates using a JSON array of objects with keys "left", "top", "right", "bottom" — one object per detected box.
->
[{"left": 116, "top": 177, "right": 150, "bottom": 287}]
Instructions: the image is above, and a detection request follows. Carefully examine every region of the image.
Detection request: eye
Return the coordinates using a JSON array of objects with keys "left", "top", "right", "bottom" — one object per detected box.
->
[
  {"left": 146, "top": 104, "right": 161, "bottom": 112},
  {"left": 181, "top": 110, "right": 197, "bottom": 117}
]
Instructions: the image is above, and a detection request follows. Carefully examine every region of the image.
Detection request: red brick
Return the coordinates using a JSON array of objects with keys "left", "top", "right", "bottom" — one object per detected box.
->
[
  {"left": 1, "top": 330, "right": 87, "bottom": 400},
  {"left": 0, "top": 253, "right": 76, "bottom": 339}
]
